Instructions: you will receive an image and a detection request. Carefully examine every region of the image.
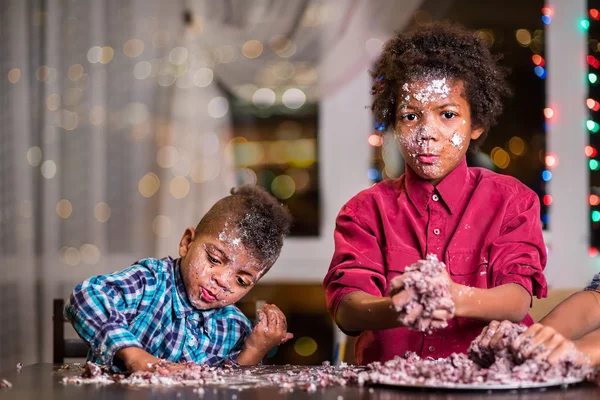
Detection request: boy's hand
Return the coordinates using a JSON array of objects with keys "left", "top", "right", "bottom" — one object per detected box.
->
[
  {"left": 389, "top": 273, "right": 454, "bottom": 329},
  {"left": 478, "top": 320, "right": 514, "bottom": 350},
  {"left": 513, "top": 323, "right": 588, "bottom": 365},
  {"left": 116, "top": 347, "right": 185, "bottom": 372},
  {"left": 245, "top": 304, "right": 293, "bottom": 354}
]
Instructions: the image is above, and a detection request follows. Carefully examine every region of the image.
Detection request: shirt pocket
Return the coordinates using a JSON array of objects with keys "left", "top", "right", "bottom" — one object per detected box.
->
[
  {"left": 446, "top": 249, "right": 489, "bottom": 288},
  {"left": 383, "top": 246, "right": 423, "bottom": 295}
]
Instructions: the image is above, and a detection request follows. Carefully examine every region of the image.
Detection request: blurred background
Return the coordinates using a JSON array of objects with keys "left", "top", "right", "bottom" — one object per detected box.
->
[{"left": 0, "top": 0, "right": 597, "bottom": 370}]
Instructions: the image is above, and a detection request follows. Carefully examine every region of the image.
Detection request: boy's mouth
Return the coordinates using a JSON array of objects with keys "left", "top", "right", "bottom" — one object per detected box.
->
[
  {"left": 200, "top": 287, "right": 217, "bottom": 302},
  {"left": 416, "top": 154, "right": 440, "bottom": 164}
]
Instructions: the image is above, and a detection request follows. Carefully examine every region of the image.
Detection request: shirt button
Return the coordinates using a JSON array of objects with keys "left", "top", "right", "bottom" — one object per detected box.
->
[
  {"left": 432, "top": 194, "right": 439, "bottom": 202},
  {"left": 433, "top": 228, "right": 440, "bottom": 235},
  {"left": 428, "top": 346, "right": 435, "bottom": 352},
  {"left": 188, "top": 336, "right": 197, "bottom": 346}
]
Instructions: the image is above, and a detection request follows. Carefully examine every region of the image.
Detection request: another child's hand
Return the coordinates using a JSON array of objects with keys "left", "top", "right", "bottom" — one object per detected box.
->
[
  {"left": 245, "top": 304, "right": 293, "bottom": 355},
  {"left": 478, "top": 320, "right": 514, "bottom": 350},
  {"left": 513, "top": 323, "right": 588, "bottom": 365}
]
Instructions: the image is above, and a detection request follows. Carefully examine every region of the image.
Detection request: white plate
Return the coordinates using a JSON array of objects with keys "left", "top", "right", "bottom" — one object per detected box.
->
[{"left": 371, "top": 376, "right": 584, "bottom": 390}]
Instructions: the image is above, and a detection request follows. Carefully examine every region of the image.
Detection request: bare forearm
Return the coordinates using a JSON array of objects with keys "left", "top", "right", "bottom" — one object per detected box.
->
[
  {"left": 574, "top": 328, "right": 600, "bottom": 367},
  {"left": 540, "top": 291, "right": 600, "bottom": 340},
  {"left": 336, "top": 291, "right": 402, "bottom": 332},
  {"left": 453, "top": 283, "right": 530, "bottom": 322},
  {"left": 235, "top": 347, "right": 266, "bottom": 366}
]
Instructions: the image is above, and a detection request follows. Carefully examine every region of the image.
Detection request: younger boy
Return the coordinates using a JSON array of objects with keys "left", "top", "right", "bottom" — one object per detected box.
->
[
  {"left": 323, "top": 22, "right": 548, "bottom": 365},
  {"left": 66, "top": 185, "right": 293, "bottom": 372}
]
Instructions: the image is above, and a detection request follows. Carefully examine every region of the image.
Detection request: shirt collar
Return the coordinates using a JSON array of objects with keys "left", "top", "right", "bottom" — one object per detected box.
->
[
  {"left": 404, "top": 157, "right": 468, "bottom": 216},
  {"left": 435, "top": 158, "right": 469, "bottom": 214}
]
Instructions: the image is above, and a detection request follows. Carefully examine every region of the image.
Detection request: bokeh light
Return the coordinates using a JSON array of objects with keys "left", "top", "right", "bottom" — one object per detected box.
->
[
  {"left": 282, "top": 88, "right": 306, "bottom": 109},
  {"left": 207, "top": 97, "right": 229, "bottom": 118},
  {"left": 170, "top": 176, "right": 190, "bottom": 199},
  {"left": 242, "top": 40, "right": 263, "bottom": 59},
  {"left": 94, "top": 202, "right": 111, "bottom": 222},
  {"left": 271, "top": 175, "right": 295, "bottom": 199},
  {"left": 508, "top": 137, "right": 525, "bottom": 156},
  {"left": 26, "top": 146, "right": 42, "bottom": 167},
  {"left": 193, "top": 68, "right": 213, "bottom": 87},
  {"left": 56, "top": 199, "right": 73, "bottom": 219},
  {"left": 252, "top": 88, "right": 276, "bottom": 108},
  {"left": 80, "top": 244, "right": 101, "bottom": 265},
  {"left": 138, "top": 172, "right": 160, "bottom": 197},
  {"left": 293, "top": 337, "right": 318, "bottom": 357},
  {"left": 41, "top": 160, "right": 57, "bottom": 179}
]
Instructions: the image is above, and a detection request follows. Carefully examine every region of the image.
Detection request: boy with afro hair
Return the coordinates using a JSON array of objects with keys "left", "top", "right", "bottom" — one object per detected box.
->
[{"left": 323, "top": 22, "right": 548, "bottom": 364}]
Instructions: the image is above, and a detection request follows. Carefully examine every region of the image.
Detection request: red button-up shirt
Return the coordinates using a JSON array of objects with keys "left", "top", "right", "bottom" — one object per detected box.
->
[{"left": 324, "top": 159, "right": 547, "bottom": 365}]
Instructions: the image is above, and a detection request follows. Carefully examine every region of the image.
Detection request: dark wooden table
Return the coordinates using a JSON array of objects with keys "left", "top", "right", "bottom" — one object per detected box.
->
[{"left": 1, "top": 364, "right": 599, "bottom": 400}]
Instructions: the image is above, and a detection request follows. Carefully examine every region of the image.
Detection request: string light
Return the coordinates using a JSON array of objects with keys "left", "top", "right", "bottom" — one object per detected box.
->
[
  {"left": 543, "top": 195, "right": 553, "bottom": 206},
  {"left": 581, "top": 19, "right": 591, "bottom": 31},
  {"left": 534, "top": 66, "right": 547, "bottom": 79},
  {"left": 591, "top": 9, "right": 600, "bottom": 20},
  {"left": 590, "top": 247, "right": 599, "bottom": 257},
  {"left": 589, "top": 73, "right": 598, "bottom": 84},
  {"left": 542, "top": 170, "right": 552, "bottom": 181},
  {"left": 587, "top": 98, "right": 600, "bottom": 111},
  {"left": 543, "top": 107, "right": 554, "bottom": 119},
  {"left": 545, "top": 154, "right": 558, "bottom": 168},
  {"left": 593, "top": 210, "right": 600, "bottom": 222},
  {"left": 587, "top": 119, "right": 600, "bottom": 132},
  {"left": 588, "top": 55, "right": 600, "bottom": 68},
  {"left": 590, "top": 194, "right": 600, "bottom": 206},
  {"left": 590, "top": 159, "right": 600, "bottom": 170},
  {"left": 586, "top": 145, "right": 598, "bottom": 157},
  {"left": 532, "top": 55, "right": 545, "bottom": 66}
]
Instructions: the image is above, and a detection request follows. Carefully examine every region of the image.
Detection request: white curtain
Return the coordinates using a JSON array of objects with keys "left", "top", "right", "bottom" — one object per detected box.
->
[{"left": 0, "top": 0, "right": 427, "bottom": 368}]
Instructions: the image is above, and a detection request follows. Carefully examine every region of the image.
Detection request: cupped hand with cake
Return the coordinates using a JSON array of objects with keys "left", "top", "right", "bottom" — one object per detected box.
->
[{"left": 235, "top": 304, "right": 293, "bottom": 366}]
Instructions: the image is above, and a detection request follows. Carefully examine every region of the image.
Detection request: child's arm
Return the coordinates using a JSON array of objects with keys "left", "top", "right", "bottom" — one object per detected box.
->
[
  {"left": 235, "top": 304, "right": 292, "bottom": 365},
  {"left": 451, "top": 282, "right": 531, "bottom": 322},
  {"left": 65, "top": 262, "right": 159, "bottom": 369},
  {"left": 539, "top": 290, "right": 600, "bottom": 340}
]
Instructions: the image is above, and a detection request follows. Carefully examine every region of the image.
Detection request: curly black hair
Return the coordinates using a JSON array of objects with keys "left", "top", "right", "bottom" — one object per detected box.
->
[
  {"left": 371, "top": 21, "right": 511, "bottom": 151},
  {"left": 196, "top": 185, "right": 293, "bottom": 266}
]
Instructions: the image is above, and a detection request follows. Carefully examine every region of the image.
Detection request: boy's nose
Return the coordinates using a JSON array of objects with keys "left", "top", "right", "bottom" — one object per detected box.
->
[{"left": 213, "top": 272, "right": 232, "bottom": 292}]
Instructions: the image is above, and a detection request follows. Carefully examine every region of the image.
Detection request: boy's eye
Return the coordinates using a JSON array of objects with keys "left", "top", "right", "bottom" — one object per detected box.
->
[
  {"left": 206, "top": 254, "right": 220, "bottom": 265},
  {"left": 402, "top": 113, "right": 418, "bottom": 121},
  {"left": 236, "top": 276, "right": 250, "bottom": 287},
  {"left": 442, "top": 111, "right": 457, "bottom": 119}
]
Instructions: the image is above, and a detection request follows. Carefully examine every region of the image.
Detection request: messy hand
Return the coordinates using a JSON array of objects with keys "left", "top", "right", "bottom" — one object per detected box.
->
[
  {"left": 478, "top": 320, "right": 514, "bottom": 350},
  {"left": 513, "top": 324, "right": 588, "bottom": 365},
  {"left": 245, "top": 304, "right": 293, "bottom": 355},
  {"left": 116, "top": 347, "right": 185, "bottom": 373},
  {"left": 389, "top": 273, "right": 453, "bottom": 330}
]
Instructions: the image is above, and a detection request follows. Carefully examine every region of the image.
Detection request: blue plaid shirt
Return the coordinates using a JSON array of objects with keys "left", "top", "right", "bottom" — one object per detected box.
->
[
  {"left": 65, "top": 257, "right": 252, "bottom": 371},
  {"left": 585, "top": 272, "right": 600, "bottom": 292}
]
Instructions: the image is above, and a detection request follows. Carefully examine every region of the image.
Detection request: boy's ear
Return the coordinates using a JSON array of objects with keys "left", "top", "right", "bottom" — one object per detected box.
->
[
  {"left": 179, "top": 227, "right": 197, "bottom": 258},
  {"left": 470, "top": 126, "right": 485, "bottom": 141}
]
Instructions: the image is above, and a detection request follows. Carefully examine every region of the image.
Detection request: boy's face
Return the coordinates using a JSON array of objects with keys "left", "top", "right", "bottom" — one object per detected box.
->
[
  {"left": 178, "top": 221, "right": 266, "bottom": 310},
  {"left": 394, "top": 78, "right": 484, "bottom": 185}
]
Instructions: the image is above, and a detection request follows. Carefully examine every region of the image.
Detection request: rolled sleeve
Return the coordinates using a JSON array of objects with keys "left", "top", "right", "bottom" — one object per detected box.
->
[
  {"left": 323, "top": 203, "right": 386, "bottom": 318},
  {"left": 489, "top": 190, "right": 548, "bottom": 299}
]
